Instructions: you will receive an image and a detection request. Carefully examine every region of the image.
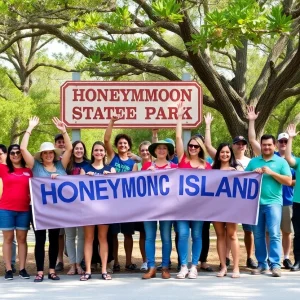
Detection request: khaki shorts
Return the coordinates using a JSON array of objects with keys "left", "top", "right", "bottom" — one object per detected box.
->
[{"left": 281, "top": 205, "right": 294, "bottom": 233}]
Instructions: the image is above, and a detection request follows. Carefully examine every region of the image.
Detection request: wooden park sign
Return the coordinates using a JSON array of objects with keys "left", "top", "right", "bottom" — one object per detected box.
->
[{"left": 61, "top": 81, "right": 202, "bottom": 128}]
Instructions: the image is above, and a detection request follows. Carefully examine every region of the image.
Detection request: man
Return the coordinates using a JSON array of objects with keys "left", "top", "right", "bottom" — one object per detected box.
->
[
  {"left": 104, "top": 115, "right": 137, "bottom": 271},
  {"left": 248, "top": 106, "right": 295, "bottom": 270},
  {"left": 284, "top": 124, "right": 300, "bottom": 271},
  {"left": 246, "top": 135, "right": 292, "bottom": 277},
  {"left": 54, "top": 134, "right": 66, "bottom": 272},
  {"left": 0, "top": 144, "right": 17, "bottom": 273}
]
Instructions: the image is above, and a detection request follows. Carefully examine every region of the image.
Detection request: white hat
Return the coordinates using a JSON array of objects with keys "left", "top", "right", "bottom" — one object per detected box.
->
[
  {"left": 34, "top": 142, "right": 62, "bottom": 161},
  {"left": 277, "top": 133, "right": 289, "bottom": 141}
]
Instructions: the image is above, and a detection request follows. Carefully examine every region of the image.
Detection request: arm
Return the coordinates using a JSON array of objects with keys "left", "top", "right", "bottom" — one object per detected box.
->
[
  {"left": 127, "top": 152, "right": 142, "bottom": 163},
  {"left": 52, "top": 117, "right": 72, "bottom": 169},
  {"left": 104, "top": 116, "right": 119, "bottom": 163},
  {"left": 20, "top": 116, "right": 39, "bottom": 169},
  {"left": 152, "top": 129, "right": 158, "bottom": 143},
  {"left": 246, "top": 106, "right": 261, "bottom": 156},
  {"left": 132, "top": 164, "right": 138, "bottom": 171},
  {"left": 80, "top": 168, "right": 86, "bottom": 175},
  {"left": 204, "top": 113, "right": 217, "bottom": 159},
  {"left": 262, "top": 166, "right": 292, "bottom": 186},
  {"left": 175, "top": 102, "right": 185, "bottom": 161},
  {"left": 285, "top": 124, "right": 298, "bottom": 167}
]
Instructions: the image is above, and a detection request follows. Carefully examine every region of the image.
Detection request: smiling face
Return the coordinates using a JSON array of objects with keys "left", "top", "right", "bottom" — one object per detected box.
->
[
  {"left": 261, "top": 138, "right": 275, "bottom": 157},
  {"left": 0, "top": 151, "right": 7, "bottom": 164},
  {"left": 92, "top": 144, "right": 106, "bottom": 161},
  {"left": 117, "top": 138, "right": 130, "bottom": 154},
  {"left": 55, "top": 138, "right": 65, "bottom": 151},
  {"left": 41, "top": 150, "right": 55, "bottom": 163},
  {"left": 232, "top": 141, "right": 247, "bottom": 155},
  {"left": 277, "top": 139, "right": 288, "bottom": 152},
  {"left": 219, "top": 145, "right": 231, "bottom": 163},
  {"left": 154, "top": 144, "right": 169, "bottom": 159},
  {"left": 73, "top": 142, "right": 85, "bottom": 159},
  {"left": 139, "top": 144, "right": 150, "bottom": 160},
  {"left": 188, "top": 139, "right": 202, "bottom": 157},
  {"left": 9, "top": 147, "right": 22, "bottom": 165}
]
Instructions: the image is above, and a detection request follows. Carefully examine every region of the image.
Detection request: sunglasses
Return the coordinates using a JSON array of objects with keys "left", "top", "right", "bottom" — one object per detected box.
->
[
  {"left": 10, "top": 150, "right": 21, "bottom": 156},
  {"left": 188, "top": 144, "right": 201, "bottom": 149},
  {"left": 278, "top": 140, "right": 288, "bottom": 144}
]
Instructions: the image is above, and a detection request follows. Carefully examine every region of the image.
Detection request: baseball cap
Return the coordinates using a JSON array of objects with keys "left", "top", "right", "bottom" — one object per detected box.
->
[
  {"left": 232, "top": 136, "right": 247, "bottom": 145},
  {"left": 54, "top": 133, "right": 63, "bottom": 142},
  {"left": 277, "top": 133, "right": 289, "bottom": 141}
]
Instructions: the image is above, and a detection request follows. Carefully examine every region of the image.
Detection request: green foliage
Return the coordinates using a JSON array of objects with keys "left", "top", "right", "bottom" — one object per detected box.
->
[{"left": 152, "top": 0, "right": 183, "bottom": 23}]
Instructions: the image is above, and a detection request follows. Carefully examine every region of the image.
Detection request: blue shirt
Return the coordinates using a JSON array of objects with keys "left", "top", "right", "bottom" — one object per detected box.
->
[
  {"left": 275, "top": 151, "right": 295, "bottom": 206},
  {"left": 81, "top": 163, "right": 113, "bottom": 175},
  {"left": 32, "top": 160, "right": 67, "bottom": 177},
  {"left": 109, "top": 153, "right": 135, "bottom": 173}
]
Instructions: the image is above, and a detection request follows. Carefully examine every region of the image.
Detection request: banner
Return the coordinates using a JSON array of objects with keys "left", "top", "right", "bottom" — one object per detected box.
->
[{"left": 30, "top": 169, "right": 262, "bottom": 230}]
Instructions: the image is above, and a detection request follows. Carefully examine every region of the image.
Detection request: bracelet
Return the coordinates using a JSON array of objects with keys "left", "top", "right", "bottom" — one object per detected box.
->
[
  {"left": 62, "top": 131, "right": 67, "bottom": 135},
  {"left": 26, "top": 131, "right": 31, "bottom": 135}
]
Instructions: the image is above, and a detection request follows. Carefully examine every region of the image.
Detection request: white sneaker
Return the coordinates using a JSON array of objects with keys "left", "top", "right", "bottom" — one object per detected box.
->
[
  {"left": 140, "top": 262, "right": 148, "bottom": 271},
  {"left": 188, "top": 265, "right": 198, "bottom": 279},
  {"left": 176, "top": 265, "right": 189, "bottom": 279}
]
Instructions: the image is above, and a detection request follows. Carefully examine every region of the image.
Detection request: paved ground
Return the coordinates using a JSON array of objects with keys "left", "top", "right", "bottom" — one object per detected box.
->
[{"left": 0, "top": 272, "right": 299, "bottom": 300}]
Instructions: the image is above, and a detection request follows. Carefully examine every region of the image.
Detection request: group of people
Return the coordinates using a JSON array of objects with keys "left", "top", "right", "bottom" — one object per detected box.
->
[{"left": 0, "top": 104, "right": 299, "bottom": 282}]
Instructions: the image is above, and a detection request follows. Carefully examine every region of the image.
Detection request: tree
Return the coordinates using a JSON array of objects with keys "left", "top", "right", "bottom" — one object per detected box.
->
[{"left": 1, "top": 0, "right": 300, "bottom": 140}]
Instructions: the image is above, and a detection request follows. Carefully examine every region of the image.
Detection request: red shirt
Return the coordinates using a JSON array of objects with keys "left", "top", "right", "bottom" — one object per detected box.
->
[
  {"left": 0, "top": 164, "right": 32, "bottom": 211},
  {"left": 178, "top": 154, "right": 212, "bottom": 170},
  {"left": 141, "top": 161, "right": 178, "bottom": 170}
]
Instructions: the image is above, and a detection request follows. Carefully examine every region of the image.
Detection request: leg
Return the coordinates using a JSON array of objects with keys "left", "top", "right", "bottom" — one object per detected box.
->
[
  {"left": 91, "top": 225, "right": 100, "bottom": 266},
  {"left": 144, "top": 221, "right": 157, "bottom": 268},
  {"left": 48, "top": 228, "right": 60, "bottom": 273},
  {"left": 34, "top": 229, "right": 47, "bottom": 273},
  {"left": 84, "top": 225, "right": 95, "bottom": 274},
  {"left": 213, "top": 222, "right": 226, "bottom": 269},
  {"left": 65, "top": 227, "right": 77, "bottom": 273},
  {"left": 139, "top": 231, "right": 146, "bottom": 263},
  {"left": 226, "top": 223, "right": 240, "bottom": 274},
  {"left": 57, "top": 230, "right": 65, "bottom": 265},
  {"left": 242, "top": 224, "right": 254, "bottom": 259},
  {"left": 177, "top": 221, "right": 190, "bottom": 266},
  {"left": 190, "top": 221, "right": 204, "bottom": 266},
  {"left": 11, "top": 239, "right": 17, "bottom": 269},
  {"left": 113, "top": 234, "right": 119, "bottom": 266},
  {"left": 159, "top": 221, "right": 172, "bottom": 268},
  {"left": 292, "top": 203, "right": 300, "bottom": 267},
  {"left": 98, "top": 225, "right": 109, "bottom": 274},
  {"left": 2, "top": 230, "right": 14, "bottom": 271},
  {"left": 124, "top": 234, "right": 133, "bottom": 266},
  {"left": 281, "top": 205, "right": 293, "bottom": 266},
  {"left": 16, "top": 230, "right": 28, "bottom": 270},
  {"left": 76, "top": 227, "right": 84, "bottom": 273}
]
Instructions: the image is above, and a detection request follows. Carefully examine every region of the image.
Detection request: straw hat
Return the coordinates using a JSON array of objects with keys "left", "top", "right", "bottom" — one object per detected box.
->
[{"left": 34, "top": 142, "right": 62, "bottom": 161}]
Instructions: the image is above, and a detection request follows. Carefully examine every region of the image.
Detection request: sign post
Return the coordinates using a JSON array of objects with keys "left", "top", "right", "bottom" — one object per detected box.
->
[{"left": 71, "top": 72, "right": 81, "bottom": 142}]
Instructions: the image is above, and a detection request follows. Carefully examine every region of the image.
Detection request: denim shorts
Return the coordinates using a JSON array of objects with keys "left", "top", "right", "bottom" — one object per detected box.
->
[
  {"left": 0, "top": 209, "right": 30, "bottom": 231},
  {"left": 242, "top": 223, "right": 253, "bottom": 232}
]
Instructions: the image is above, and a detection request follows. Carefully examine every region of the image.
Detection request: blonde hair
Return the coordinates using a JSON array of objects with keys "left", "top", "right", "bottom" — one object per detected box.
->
[{"left": 186, "top": 136, "right": 208, "bottom": 163}]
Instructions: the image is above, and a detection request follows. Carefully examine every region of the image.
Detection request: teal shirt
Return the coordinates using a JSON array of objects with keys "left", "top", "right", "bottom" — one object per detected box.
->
[
  {"left": 245, "top": 154, "right": 291, "bottom": 205},
  {"left": 292, "top": 157, "right": 300, "bottom": 204}
]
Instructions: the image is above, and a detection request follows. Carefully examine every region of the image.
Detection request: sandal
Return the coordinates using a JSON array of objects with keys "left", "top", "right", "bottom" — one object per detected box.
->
[
  {"left": 113, "top": 264, "right": 120, "bottom": 272},
  {"left": 176, "top": 266, "right": 189, "bottom": 279},
  {"left": 216, "top": 268, "right": 227, "bottom": 278},
  {"left": 76, "top": 266, "right": 84, "bottom": 275},
  {"left": 48, "top": 273, "right": 60, "bottom": 280},
  {"left": 67, "top": 266, "right": 77, "bottom": 275},
  {"left": 101, "top": 273, "right": 112, "bottom": 280},
  {"left": 232, "top": 272, "right": 240, "bottom": 278},
  {"left": 188, "top": 266, "right": 198, "bottom": 279},
  {"left": 34, "top": 274, "right": 44, "bottom": 283},
  {"left": 125, "top": 264, "right": 138, "bottom": 271},
  {"left": 80, "top": 273, "right": 92, "bottom": 281}
]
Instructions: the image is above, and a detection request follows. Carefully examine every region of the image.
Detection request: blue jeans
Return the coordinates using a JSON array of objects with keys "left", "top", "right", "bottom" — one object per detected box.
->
[
  {"left": 177, "top": 221, "right": 203, "bottom": 266},
  {"left": 144, "top": 221, "right": 172, "bottom": 268},
  {"left": 253, "top": 204, "right": 282, "bottom": 269}
]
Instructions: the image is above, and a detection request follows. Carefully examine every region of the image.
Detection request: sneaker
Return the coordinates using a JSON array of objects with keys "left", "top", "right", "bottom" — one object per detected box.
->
[
  {"left": 283, "top": 258, "right": 293, "bottom": 270},
  {"left": 11, "top": 264, "right": 16, "bottom": 274},
  {"left": 19, "top": 269, "right": 30, "bottom": 279},
  {"left": 188, "top": 266, "right": 198, "bottom": 279},
  {"left": 272, "top": 268, "right": 281, "bottom": 277},
  {"left": 5, "top": 270, "right": 13, "bottom": 280},
  {"left": 140, "top": 262, "right": 148, "bottom": 271},
  {"left": 251, "top": 267, "right": 270, "bottom": 275},
  {"left": 55, "top": 262, "right": 64, "bottom": 272},
  {"left": 246, "top": 258, "right": 258, "bottom": 269}
]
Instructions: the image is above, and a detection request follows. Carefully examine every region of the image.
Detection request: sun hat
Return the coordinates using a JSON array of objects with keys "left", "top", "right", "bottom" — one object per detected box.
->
[
  {"left": 148, "top": 140, "right": 175, "bottom": 158},
  {"left": 164, "top": 138, "right": 175, "bottom": 147},
  {"left": 277, "top": 133, "right": 289, "bottom": 141},
  {"left": 34, "top": 142, "right": 63, "bottom": 161}
]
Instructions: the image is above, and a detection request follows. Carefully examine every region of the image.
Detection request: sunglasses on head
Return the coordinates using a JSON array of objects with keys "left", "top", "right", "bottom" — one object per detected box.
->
[
  {"left": 278, "top": 140, "right": 288, "bottom": 144},
  {"left": 188, "top": 144, "right": 201, "bottom": 149},
  {"left": 10, "top": 150, "right": 21, "bottom": 156}
]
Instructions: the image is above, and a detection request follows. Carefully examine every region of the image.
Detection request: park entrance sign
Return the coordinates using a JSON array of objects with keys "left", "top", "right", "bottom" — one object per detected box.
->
[{"left": 61, "top": 81, "right": 202, "bottom": 128}]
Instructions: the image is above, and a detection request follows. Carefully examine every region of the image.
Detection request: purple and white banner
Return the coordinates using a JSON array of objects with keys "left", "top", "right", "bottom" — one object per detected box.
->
[{"left": 30, "top": 169, "right": 262, "bottom": 230}]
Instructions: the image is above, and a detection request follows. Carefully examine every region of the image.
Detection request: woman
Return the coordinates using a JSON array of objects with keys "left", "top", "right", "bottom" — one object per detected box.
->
[
  {"left": 175, "top": 103, "right": 212, "bottom": 279},
  {"left": 141, "top": 140, "right": 177, "bottom": 280},
  {"left": 79, "top": 141, "right": 116, "bottom": 281},
  {"left": 135, "top": 141, "right": 152, "bottom": 271},
  {"left": 0, "top": 144, "right": 32, "bottom": 280},
  {"left": 65, "top": 141, "right": 90, "bottom": 275},
  {"left": 212, "top": 143, "right": 242, "bottom": 278},
  {"left": 20, "top": 116, "right": 72, "bottom": 282}
]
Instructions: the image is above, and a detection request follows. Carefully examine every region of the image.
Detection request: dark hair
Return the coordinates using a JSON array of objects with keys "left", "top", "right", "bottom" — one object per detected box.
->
[
  {"left": 66, "top": 141, "right": 89, "bottom": 174},
  {"left": 114, "top": 134, "right": 132, "bottom": 150},
  {"left": 260, "top": 134, "right": 276, "bottom": 145},
  {"left": 0, "top": 144, "right": 7, "bottom": 154},
  {"left": 91, "top": 141, "right": 107, "bottom": 164},
  {"left": 212, "top": 143, "right": 239, "bottom": 170},
  {"left": 6, "top": 144, "right": 26, "bottom": 173}
]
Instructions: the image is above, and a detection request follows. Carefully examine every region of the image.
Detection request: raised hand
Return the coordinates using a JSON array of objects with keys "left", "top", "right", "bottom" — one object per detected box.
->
[
  {"left": 286, "top": 124, "right": 299, "bottom": 138},
  {"left": 111, "top": 114, "right": 121, "bottom": 122},
  {"left": 52, "top": 117, "right": 66, "bottom": 132},
  {"left": 204, "top": 112, "right": 214, "bottom": 125},
  {"left": 28, "top": 116, "right": 39, "bottom": 129},
  {"left": 246, "top": 106, "right": 259, "bottom": 121},
  {"left": 177, "top": 102, "right": 185, "bottom": 118}
]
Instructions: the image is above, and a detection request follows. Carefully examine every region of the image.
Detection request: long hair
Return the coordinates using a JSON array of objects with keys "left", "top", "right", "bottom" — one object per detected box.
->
[
  {"left": 186, "top": 136, "right": 207, "bottom": 162},
  {"left": 212, "top": 143, "right": 239, "bottom": 170},
  {"left": 66, "top": 141, "right": 89, "bottom": 174},
  {"left": 91, "top": 141, "right": 107, "bottom": 164},
  {"left": 6, "top": 144, "right": 26, "bottom": 173}
]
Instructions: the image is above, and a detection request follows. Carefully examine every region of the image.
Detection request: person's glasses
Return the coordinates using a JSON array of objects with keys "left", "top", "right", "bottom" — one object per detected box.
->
[
  {"left": 188, "top": 144, "right": 201, "bottom": 149},
  {"left": 10, "top": 150, "right": 21, "bottom": 156},
  {"left": 278, "top": 140, "right": 288, "bottom": 144}
]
